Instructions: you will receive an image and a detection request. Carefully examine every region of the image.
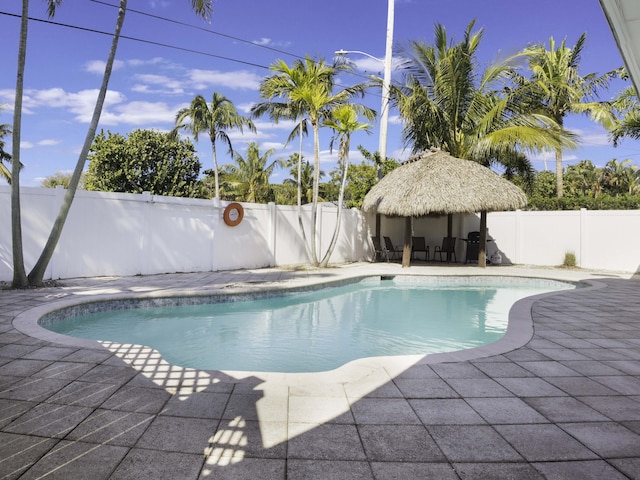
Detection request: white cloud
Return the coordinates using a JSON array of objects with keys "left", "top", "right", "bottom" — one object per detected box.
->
[
  {"left": 21, "top": 141, "right": 33, "bottom": 149},
  {"left": 38, "top": 139, "right": 61, "bottom": 146},
  {"left": 101, "top": 101, "right": 177, "bottom": 126},
  {"left": 250, "top": 38, "right": 292, "bottom": 48},
  {"left": 85, "top": 59, "right": 125, "bottom": 75},
  {"left": 188, "top": 69, "right": 262, "bottom": 90},
  {"left": 131, "top": 74, "right": 185, "bottom": 95}
]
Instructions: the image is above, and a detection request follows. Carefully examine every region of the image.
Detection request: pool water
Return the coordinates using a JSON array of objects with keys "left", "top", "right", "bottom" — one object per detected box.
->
[{"left": 45, "top": 278, "right": 573, "bottom": 372}]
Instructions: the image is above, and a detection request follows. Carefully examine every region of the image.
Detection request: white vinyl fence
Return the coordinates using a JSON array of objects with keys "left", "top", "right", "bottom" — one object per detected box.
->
[
  {"left": 0, "top": 186, "right": 371, "bottom": 281},
  {"left": 3, "top": 185, "right": 640, "bottom": 281},
  {"left": 372, "top": 208, "right": 640, "bottom": 274}
]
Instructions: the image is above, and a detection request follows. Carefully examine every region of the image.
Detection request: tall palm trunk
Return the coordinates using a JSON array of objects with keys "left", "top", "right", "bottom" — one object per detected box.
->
[
  {"left": 310, "top": 120, "right": 321, "bottom": 266},
  {"left": 10, "top": 0, "right": 29, "bottom": 288},
  {"left": 28, "top": 0, "right": 127, "bottom": 286},
  {"left": 555, "top": 147, "right": 563, "bottom": 198},
  {"left": 320, "top": 156, "right": 349, "bottom": 267},
  {"left": 296, "top": 121, "right": 313, "bottom": 263},
  {"left": 210, "top": 139, "right": 220, "bottom": 198}
]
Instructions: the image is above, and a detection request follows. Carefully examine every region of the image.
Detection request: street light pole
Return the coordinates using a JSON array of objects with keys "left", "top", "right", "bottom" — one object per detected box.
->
[
  {"left": 335, "top": 0, "right": 395, "bottom": 179},
  {"left": 379, "top": 0, "right": 394, "bottom": 172},
  {"left": 335, "top": 0, "right": 395, "bottom": 256}
]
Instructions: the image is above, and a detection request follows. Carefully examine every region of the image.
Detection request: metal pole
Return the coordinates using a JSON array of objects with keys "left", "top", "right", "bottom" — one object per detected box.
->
[{"left": 378, "top": 0, "right": 394, "bottom": 167}]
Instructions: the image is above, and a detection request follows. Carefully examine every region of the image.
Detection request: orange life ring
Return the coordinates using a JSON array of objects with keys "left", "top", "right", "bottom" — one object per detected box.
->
[{"left": 223, "top": 202, "right": 244, "bottom": 227}]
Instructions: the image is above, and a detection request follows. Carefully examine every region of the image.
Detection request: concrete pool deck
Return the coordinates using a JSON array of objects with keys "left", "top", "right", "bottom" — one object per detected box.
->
[{"left": 1, "top": 263, "right": 640, "bottom": 479}]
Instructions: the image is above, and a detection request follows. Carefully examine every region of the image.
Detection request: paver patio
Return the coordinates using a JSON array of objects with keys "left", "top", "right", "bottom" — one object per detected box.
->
[{"left": 1, "top": 263, "right": 639, "bottom": 479}]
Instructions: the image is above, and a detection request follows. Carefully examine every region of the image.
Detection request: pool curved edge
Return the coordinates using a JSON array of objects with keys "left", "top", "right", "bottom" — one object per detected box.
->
[{"left": 12, "top": 274, "right": 607, "bottom": 385}]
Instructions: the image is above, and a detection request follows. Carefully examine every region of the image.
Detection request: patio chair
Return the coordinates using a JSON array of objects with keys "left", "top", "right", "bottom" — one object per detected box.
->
[
  {"left": 434, "top": 236, "right": 457, "bottom": 263},
  {"left": 411, "top": 236, "right": 430, "bottom": 261},
  {"left": 383, "top": 236, "right": 403, "bottom": 260},
  {"left": 371, "top": 236, "right": 390, "bottom": 262}
]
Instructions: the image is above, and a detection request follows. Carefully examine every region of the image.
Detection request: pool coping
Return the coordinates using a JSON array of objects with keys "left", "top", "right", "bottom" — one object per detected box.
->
[{"left": 12, "top": 271, "right": 607, "bottom": 386}]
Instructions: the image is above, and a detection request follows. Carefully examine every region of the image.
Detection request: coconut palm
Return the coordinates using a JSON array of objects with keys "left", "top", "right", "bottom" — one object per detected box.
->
[
  {"left": 602, "top": 158, "right": 636, "bottom": 195},
  {"left": 610, "top": 86, "right": 640, "bottom": 145},
  {"left": 282, "top": 153, "right": 320, "bottom": 204},
  {"left": 320, "top": 105, "right": 372, "bottom": 267},
  {"left": 174, "top": 92, "right": 255, "bottom": 199},
  {"left": 19, "top": 0, "right": 213, "bottom": 287},
  {"left": 220, "top": 142, "right": 280, "bottom": 203},
  {"left": 252, "top": 56, "right": 373, "bottom": 266},
  {"left": 395, "top": 21, "right": 574, "bottom": 180},
  {"left": 519, "top": 33, "right": 619, "bottom": 197}
]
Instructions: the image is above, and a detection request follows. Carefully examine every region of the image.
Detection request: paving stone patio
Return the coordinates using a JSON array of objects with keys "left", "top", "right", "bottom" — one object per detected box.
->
[{"left": 1, "top": 263, "right": 639, "bottom": 479}]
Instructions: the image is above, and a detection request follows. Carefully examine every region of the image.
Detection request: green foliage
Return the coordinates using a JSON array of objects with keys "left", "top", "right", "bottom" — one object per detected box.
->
[
  {"left": 41, "top": 171, "right": 86, "bottom": 189},
  {"left": 218, "top": 142, "right": 281, "bottom": 203},
  {"left": 85, "top": 129, "right": 205, "bottom": 198},
  {"left": 526, "top": 194, "right": 640, "bottom": 210},
  {"left": 563, "top": 252, "right": 577, "bottom": 268}
]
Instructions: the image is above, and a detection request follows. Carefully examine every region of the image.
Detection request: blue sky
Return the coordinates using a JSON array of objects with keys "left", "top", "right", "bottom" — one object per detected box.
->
[{"left": 1, "top": 0, "right": 639, "bottom": 187}]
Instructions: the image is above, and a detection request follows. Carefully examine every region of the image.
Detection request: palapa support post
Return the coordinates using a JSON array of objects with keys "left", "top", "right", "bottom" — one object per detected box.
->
[
  {"left": 446, "top": 213, "right": 453, "bottom": 263},
  {"left": 479, "top": 210, "right": 487, "bottom": 268},
  {"left": 402, "top": 216, "right": 412, "bottom": 268}
]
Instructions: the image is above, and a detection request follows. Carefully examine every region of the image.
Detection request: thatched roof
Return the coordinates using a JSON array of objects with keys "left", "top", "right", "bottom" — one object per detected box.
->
[{"left": 362, "top": 149, "right": 527, "bottom": 216}]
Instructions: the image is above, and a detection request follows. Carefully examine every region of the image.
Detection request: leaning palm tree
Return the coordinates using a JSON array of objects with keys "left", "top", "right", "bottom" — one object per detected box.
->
[
  {"left": 519, "top": 33, "right": 620, "bottom": 197},
  {"left": 174, "top": 92, "right": 255, "bottom": 199},
  {"left": 220, "top": 142, "right": 280, "bottom": 203},
  {"left": 320, "top": 104, "right": 372, "bottom": 267},
  {"left": 252, "top": 56, "right": 372, "bottom": 266},
  {"left": 395, "top": 21, "right": 574, "bottom": 179},
  {"left": 20, "top": 0, "right": 213, "bottom": 287}
]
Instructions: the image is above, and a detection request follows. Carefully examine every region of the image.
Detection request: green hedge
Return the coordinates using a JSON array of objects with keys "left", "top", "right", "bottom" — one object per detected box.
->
[{"left": 526, "top": 195, "right": 640, "bottom": 210}]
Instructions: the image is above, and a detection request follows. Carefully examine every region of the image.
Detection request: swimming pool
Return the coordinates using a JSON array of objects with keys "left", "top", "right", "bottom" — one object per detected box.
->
[{"left": 41, "top": 276, "right": 575, "bottom": 373}]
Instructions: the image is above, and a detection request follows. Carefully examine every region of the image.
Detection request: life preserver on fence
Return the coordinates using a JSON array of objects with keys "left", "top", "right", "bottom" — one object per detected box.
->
[{"left": 223, "top": 202, "right": 244, "bottom": 227}]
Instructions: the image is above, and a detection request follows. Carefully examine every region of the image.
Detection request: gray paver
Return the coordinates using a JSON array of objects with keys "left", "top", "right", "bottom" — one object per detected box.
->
[
  {"left": 17, "top": 440, "right": 128, "bottom": 480},
  {"left": 495, "top": 424, "right": 599, "bottom": 461},
  {"left": 358, "top": 424, "right": 446, "bottom": 461},
  {"left": 110, "top": 449, "right": 204, "bottom": 480},
  {"left": 410, "top": 398, "right": 486, "bottom": 425},
  {"left": 2, "top": 265, "right": 640, "bottom": 479},
  {"left": 135, "top": 415, "right": 218, "bottom": 454},
  {"left": 427, "top": 425, "right": 523, "bottom": 462},
  {"left": 533, "top": 460, "right": 631, "bottom": 480},
  {"left": 454, "top": 462, "right": 545, "bottom": 479}
]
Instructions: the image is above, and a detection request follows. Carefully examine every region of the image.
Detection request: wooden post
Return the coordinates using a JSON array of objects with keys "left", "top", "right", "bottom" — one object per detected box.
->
[
  {"left": 446, "top": 213, "right": 453, "bottom": 263},
  {"left": 402, "top": 216, "right": 412, "bottom": 268},
  {"left": 479, "top": 210, "right": 487, "bottom": 268}
]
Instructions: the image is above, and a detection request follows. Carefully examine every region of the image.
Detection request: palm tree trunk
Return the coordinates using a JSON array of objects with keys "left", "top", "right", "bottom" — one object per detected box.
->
[
  {"left": 10, "top": 0, "right": 30, "bottom": 288},
  {"left": 310, "top": 121, "right": 321, "bottom": 266},
  {"left": 320, "top": 155, "right": 350, "bottom": 267},
  {"left": 27, "top": 0, "right": 127, "bottom": 286},
  {"left": 211, "top": 139, "right": 220, "bottom": 198},
  {"left": 555, "top": 147, "right": 563, "bottom": 198},
  {"left": 296, "top": 121, "right": 313, "bottom": 263}
]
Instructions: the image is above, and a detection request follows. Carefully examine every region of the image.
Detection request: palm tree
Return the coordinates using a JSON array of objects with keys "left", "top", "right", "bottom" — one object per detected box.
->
[
  {"left": 220, "top": 142, "right": 280, "bottom": 203},
  {"left": 610, "top": 86, "right": 640, "bottom": 145},
  {"left": 320, "top": 105, "right": 372, "bottom": 267},
  {"left": 520, "top": 33, "right": 619, "bottom": 197},
  {"left": 282, "top": 153, "right": 320, "bottom": 204},
  {"left": 19, "top": 0, "right": 213, "bottom": 287},
  {"left": 602, "top": 158, "right": 635, "bottom": 195},
  {"left": 252, "top": 56, "right": 372, "bottom": 266},
  {"left": 174, "top": 92, "right": 254, "bottom": 199},
  {"left": 395, "top": 21, "right": 573, "bottom": 178}
]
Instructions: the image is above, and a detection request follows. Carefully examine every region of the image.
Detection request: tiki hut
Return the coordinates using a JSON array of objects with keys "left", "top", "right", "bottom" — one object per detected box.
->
[{"left": 362, "top": 148, "right": 528, "bottom": 267}]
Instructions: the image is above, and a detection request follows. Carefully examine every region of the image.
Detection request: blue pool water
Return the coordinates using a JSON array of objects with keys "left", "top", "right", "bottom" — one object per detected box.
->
[{"left": 44, "top": 277, "right": 574, "bottom": 372}]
